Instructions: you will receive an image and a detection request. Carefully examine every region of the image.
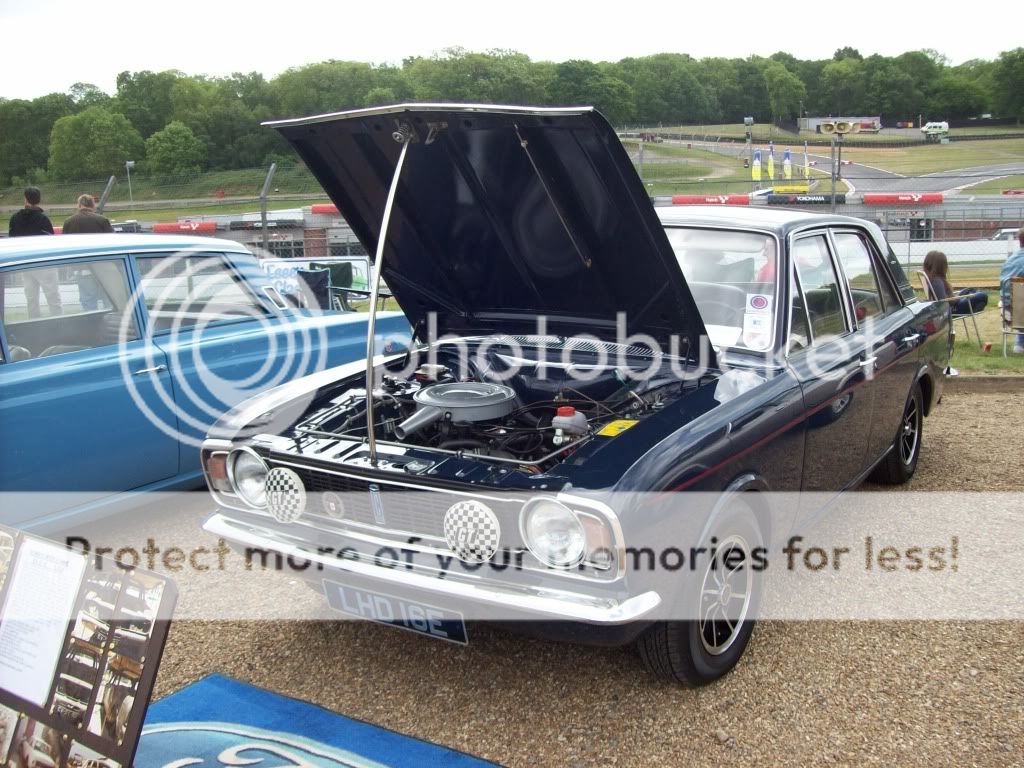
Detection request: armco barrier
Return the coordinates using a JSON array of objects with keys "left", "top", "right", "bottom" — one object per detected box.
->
[
  {"left": 671, "top": 194, "right": 750, "bottom": 205},
  {"left": 862, "top": 193, "right": 944, "bottom": 205}
]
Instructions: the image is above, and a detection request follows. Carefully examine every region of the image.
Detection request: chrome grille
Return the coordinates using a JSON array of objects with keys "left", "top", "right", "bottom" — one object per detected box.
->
[{"left": 280, "top": 464, "right": 520, "bottom": 543}]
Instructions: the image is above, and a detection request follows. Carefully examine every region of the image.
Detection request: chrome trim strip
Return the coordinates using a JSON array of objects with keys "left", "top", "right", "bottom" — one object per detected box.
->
[
  {"left": 264, "top": 103, "right": 595, "bottom": 129},
  {"left": 204, "top": 513, "right": 659, "bottom": 624}
]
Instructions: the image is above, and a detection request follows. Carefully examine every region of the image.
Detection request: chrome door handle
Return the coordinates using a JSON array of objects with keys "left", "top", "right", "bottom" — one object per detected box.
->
[
  {"left": 133, "top": 365, "right": 167, "bottom": 376},
  {"left": 858, "top": 356, "right": 877, "bottom": 369},
  {"left": 900, "top": 333, "right": 922, "bottom": 345}
]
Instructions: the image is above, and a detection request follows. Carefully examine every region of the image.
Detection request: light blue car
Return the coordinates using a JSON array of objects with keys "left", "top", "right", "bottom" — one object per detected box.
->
[{"left": 0, "top": 234, "right": 410, "bottom": 530}]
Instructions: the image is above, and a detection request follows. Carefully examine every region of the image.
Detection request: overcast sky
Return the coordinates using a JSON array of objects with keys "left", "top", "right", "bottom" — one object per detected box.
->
[{"left": 0, "top": 0, "right": 1006, "bottom": 101}]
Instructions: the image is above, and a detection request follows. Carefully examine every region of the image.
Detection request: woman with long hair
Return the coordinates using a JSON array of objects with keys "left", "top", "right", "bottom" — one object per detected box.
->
[{"left": 922, "top": 250, "right": 988, "bottom": 313}]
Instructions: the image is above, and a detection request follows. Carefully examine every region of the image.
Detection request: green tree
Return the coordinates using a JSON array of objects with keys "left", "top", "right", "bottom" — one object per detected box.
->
[
  {"left": 992, "top": 48, "right": 1024, "bottom": 119},
  {"left": 927, "top": 73, "right": 987, "bottom": 119},
  {"left": 763, "top": 61, "right": 807, "bottom": 120},
  {"left": 114, "top": 70, "right": 185, "bottom": 138},
  {"left": 820, "top": 58, "right": 865, "bottom": 115},
  {"left": 0, "top": 93, "right": 75, "bottom": 184},
  {"left": 68, "top": 83, "right": 110, "bottom": 108},
  {"left": 548, "top": 60, "right": 634, "bottom": 125},
  {"left": 48, "top": 106, "right": 144, "bottom": 180},
  {"left": 144, "top": 120, "right": 207, "bottom": 175}
]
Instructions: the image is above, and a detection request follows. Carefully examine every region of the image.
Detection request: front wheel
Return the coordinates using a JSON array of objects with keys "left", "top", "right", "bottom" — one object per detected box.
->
[
  {"left": 870, "top": 381, "right": 923, "bottom": 485},
  {"left": 637, "top": 500, "right": 764, "bottom": 686}
]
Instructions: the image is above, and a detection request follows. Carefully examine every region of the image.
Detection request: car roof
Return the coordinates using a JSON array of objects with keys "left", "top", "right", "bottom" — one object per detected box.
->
[
  {"left": 0, "top": 234, "right": 250, "bottom": 267},
  {"left": 655, "top": 205, "right": 874, "bottom": 234}
]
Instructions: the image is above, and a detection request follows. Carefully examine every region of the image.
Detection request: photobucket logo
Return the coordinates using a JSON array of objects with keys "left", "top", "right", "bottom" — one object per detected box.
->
[{"left": 118, "top": 251, "right": 331, "bottom": 448}]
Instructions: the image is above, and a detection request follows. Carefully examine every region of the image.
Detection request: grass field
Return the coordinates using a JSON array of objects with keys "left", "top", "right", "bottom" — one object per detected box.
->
[
  {"left": 942, "top": 305, "right": 1024, "bottom": 372},
  {"left": 833, "top": 138, "right": 1024, "bottom": 175},
  {"left": 626, "top": 140, "right": 850, "bottom": 195},
  {"left": 962, "top": 175, "right": 1024, "bottom": 194}
]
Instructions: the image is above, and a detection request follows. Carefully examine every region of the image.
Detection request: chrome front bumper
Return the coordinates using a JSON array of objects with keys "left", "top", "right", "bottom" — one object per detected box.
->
[{"left": 204, "top": 512, "right": 662, "bottom": 625}]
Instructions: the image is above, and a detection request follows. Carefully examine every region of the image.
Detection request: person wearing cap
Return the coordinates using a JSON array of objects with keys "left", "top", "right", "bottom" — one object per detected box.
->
[
  {"left": 62, "top": 194, "right": 114, "bottom": 234},
  {"left": 1001, "top": 227, "right": 1024, "bottom": 353}
]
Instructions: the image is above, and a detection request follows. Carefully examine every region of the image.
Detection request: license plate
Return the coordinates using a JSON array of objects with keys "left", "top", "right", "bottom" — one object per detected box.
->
[{"left": 323, "top": 581, "right": 468, "bottom": 645}]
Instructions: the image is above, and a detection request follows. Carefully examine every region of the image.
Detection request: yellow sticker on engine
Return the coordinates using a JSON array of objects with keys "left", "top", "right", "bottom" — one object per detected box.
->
[{"left": 598, "top": 419, "right": 639, "bottom": 437}]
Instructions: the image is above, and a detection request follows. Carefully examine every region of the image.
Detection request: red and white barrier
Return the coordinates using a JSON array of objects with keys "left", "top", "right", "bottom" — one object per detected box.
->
[
  {"left": 862, "top": 193, "right": 943, "bottom": 205},
  {"left": 152, "top": 221, "right": 218, "bottom": 233},
  {"left": 670, "top": 194, "right": 750, "bottom": 205}
]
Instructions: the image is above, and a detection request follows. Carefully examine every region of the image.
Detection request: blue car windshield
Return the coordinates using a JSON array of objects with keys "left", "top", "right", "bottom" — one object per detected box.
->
[{"left": 664, "top": 227, "right": 778, "bottom": 352}]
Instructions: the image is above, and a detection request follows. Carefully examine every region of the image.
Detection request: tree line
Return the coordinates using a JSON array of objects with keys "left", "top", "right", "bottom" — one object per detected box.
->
[{"left": 1, "top": 46, "right": 1022, "bottom": 186}]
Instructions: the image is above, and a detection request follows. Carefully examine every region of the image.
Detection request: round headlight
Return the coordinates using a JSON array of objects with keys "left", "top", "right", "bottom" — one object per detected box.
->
[
  {"left": 229, "top": 449, "right": 268, "bottom": 508},
  {"left": 522, "top": 499, "right": 586, "bottom": 569}
]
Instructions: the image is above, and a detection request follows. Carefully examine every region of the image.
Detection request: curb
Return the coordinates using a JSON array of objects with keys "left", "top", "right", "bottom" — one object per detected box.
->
[{"left": 945, "top": 375, "right": 1024, "bottom": 394}]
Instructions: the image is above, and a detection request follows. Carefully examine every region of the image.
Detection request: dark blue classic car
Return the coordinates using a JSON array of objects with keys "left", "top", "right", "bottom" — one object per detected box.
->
[
  {"left": 202, "top": 105, "right": 948, "bottom": 685},
  {"left": 0, "top": 234, "right": 411, "bottom": 530}
]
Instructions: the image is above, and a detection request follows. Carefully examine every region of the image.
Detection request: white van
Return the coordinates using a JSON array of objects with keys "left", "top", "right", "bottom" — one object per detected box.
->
[{"left": 921, "top": 121, "right": 949, "bottom": 135}]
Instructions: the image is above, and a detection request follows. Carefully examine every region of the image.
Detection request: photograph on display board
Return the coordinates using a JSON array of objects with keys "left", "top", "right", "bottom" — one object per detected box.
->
[
  {"left": 87, "top": 652, "right": 141, "bottom": 744},
  {"left": 113, "top": 573, "right": 163, "bottom": 652},
  {"left": 51, "top": 637, "right": 104, "bottom": 729},
  {"left": 0, "top": 531, "right": 13, "bottom": 593},
  {"left": 70, "top": 574, "right": 121, "bottom": 649},
  {"left": 10, "top": 716, "right": 62, "bottom": 768},
  {"left": 64, "top": 740, "right": 120, "bottom": 768},
  {"left": 0, "top": 704, "right": 19, "bottom": 763}
]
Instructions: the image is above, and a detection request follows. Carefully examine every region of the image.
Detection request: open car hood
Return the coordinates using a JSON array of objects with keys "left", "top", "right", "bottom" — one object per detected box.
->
[{"left": 269, "top": 104, "right": 711, "bottom": 359}]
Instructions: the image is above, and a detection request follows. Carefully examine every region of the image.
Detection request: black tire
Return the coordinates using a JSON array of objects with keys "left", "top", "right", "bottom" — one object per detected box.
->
[
  {"left": 637, "top": 500, "right": 764, "bottom": 686},
  {"left": 870, "top": 381, "right": 923, "bottom": 485}
]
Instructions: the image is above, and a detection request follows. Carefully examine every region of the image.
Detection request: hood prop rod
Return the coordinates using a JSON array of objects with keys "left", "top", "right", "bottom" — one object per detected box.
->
[
  {"left": 514, "top": 124, "right": 591, "bottom": 269},
  {"left": 366, "top": 122, "right": 414, "bottom": 466}
]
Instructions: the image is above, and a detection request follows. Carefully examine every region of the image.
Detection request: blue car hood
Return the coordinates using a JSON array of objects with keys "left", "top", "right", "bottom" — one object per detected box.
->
[{"left": 268, "top": 104, "right": 711, "bottom": 359}]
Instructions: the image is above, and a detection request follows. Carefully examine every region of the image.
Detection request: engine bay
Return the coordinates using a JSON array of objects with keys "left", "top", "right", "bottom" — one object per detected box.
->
[{"left": 290, "top": 341, "right": 701, "bottom": 473}]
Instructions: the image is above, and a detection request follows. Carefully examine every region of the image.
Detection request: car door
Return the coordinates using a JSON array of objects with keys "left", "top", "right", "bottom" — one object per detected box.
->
[
  {"left": 830, "top": 229, "right": 919, "bottom": 464},
  {"left": 0, "top": 255, "right": 178, "bottom": 524},
  {"left": 131, "top": 250, "right": 321, "bottom": 474},
  {"left": 786, "top": 231, "right": 877, "bottom": 492}
]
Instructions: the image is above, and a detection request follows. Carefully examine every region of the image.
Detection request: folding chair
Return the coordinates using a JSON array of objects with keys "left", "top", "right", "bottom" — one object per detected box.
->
[
  {"left": 916, "top": 271, "right": 983, "bottom": 349},
  {"left": 1002, "top": 276, "right": 1024, "bottom": 357}
]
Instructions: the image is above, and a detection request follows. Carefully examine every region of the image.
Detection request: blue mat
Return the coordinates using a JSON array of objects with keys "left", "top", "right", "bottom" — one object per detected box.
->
[{"left": 138, "top": 674, "right": 495, "bottom": 767}]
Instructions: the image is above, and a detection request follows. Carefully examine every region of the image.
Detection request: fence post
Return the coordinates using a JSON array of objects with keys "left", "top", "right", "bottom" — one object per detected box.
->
[
  {"left": 96, "top": 176, "right": 116, "bottom": 214},
  {"left": 260, "top": 162, "right": 278, "bottom": 254}
]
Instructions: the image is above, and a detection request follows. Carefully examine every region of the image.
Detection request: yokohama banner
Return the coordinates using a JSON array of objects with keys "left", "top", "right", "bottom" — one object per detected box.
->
[{"left": 766, "top": 194, "right": 846, "bottom": 205}]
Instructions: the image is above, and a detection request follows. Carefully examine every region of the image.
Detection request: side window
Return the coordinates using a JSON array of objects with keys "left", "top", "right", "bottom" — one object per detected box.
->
[
  {"left": 832, "top": 232, "right": 898, "bottom": 321},
  {"left": 136, "top": 253, "right": 267, "bottom": 332},
  {"left": 1, "top": 260, "right": 138, "bottom": 362},
  {"left": 789, "top": 268, "right": 811, "bottom": 353},
  {"left": 793, "top": 235, "right": 848, "bottom": 344}
]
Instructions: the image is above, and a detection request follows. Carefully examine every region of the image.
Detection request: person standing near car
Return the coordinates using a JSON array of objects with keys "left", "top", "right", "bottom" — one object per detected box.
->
[
  {"left": 62, "top": 195, "right": 113, "bottom": 311},
  {"left": 1001, "top": 227, "right": 1024, "bottom": 353},
  {"left": 62, "top": 194, "right": 113, "bottom": 234},
  {"left": 8, "top": 187, "right": 62, "bottom": 316},
  {"left": 8, "top": 186, "right": 54, "bottom": 237}
]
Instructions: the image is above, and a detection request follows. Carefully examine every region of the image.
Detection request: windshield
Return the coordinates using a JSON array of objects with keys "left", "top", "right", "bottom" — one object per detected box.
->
[{"left": 664, "top": 227, "right": 778, "bottom": 352}]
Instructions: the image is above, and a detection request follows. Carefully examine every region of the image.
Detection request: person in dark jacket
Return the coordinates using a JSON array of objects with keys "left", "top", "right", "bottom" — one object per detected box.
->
[
  {"left": 7, "top": 187, "right": 54, "bottom": 237},
  {"left": 62, "top": 194, "right": 114, "bottom": 234},
  {"left": 8, "top": 188, "right": 62, "bottom": 316}
]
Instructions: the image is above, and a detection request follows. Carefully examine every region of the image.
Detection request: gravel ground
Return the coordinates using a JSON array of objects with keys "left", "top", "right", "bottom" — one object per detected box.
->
[{"left": 125, "top": 386, "right": 1024, "bottom": 767}]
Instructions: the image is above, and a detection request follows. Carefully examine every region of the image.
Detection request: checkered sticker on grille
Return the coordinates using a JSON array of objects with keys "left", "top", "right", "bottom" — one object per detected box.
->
[
  {"left": 265, "top": 467, "right": 307, "bottom": 523},
  {"left": 443, "top": 500, "right": 501, "bottom": 563}
]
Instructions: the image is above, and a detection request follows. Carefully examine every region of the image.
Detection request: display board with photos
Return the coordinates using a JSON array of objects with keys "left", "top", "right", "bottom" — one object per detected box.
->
[{"left": 0, "top": 525, "right": 176, "bottom": 768}]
